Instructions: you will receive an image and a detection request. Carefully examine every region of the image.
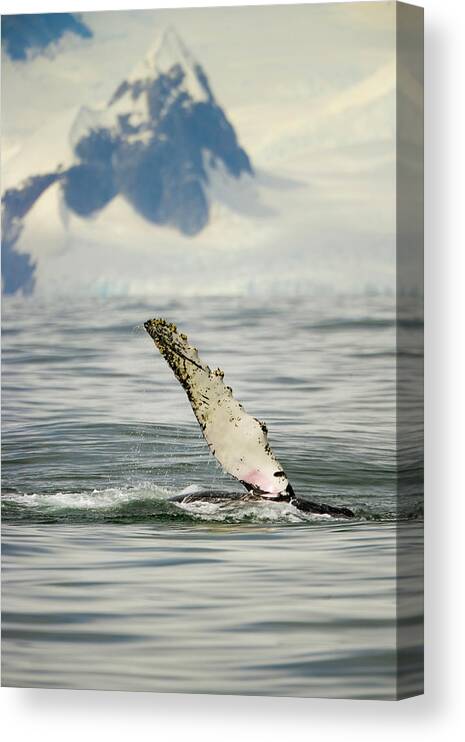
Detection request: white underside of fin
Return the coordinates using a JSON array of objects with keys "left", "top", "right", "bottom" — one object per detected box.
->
[{"left": 145, "top": 318, "right": 289, "bottom": 496}]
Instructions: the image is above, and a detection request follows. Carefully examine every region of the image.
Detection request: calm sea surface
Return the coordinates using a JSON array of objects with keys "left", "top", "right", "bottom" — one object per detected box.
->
[{"left": 1, "top": 294, "right": 423, "bottom": 698}]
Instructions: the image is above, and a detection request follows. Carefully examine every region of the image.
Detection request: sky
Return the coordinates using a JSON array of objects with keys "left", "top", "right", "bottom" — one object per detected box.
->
[{"left": 1, "top": 2, "right": 422, "bottom": 297}]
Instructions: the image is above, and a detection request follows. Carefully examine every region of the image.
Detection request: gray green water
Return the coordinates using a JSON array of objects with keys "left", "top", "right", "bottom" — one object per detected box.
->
[{"left": 1, "top": 294, "right": 423, "bottom": 698}]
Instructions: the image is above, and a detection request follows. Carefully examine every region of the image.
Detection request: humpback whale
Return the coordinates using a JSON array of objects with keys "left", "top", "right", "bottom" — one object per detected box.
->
[{"left": 144, "top": 318, "right": 354, "bottom": 519}]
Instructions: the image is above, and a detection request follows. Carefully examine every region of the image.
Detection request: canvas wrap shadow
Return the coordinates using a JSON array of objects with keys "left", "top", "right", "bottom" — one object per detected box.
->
[{"left": 1, "top": 2, "right": 424, "bottom": 700}]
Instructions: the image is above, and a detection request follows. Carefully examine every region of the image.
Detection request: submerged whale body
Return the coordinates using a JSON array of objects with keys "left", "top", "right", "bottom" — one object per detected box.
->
[{"left": 144, "top": 318, "right": 354, "bottom": 519}]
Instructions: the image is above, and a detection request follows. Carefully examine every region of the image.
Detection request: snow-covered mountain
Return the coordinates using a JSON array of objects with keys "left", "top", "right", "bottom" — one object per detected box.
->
[
  {"left": 1, "top": 28, "right": 253, "bottom": 295},
  {"left": 2, "top": 23, "right": 408, "bottom": 300}
]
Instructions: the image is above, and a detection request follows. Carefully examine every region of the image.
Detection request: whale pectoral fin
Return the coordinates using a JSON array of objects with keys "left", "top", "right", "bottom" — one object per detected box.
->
[
  {"left": 145, "top": 319, "right": 356, "bottom": 519},
  {"left": 145, "top": 317, "right": 290, "bottom": 496}
]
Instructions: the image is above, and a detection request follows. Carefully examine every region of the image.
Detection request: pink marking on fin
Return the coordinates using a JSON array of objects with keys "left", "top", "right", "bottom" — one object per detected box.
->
[{"left": 243, "top": 469, "right": 281, "bottom": 495}]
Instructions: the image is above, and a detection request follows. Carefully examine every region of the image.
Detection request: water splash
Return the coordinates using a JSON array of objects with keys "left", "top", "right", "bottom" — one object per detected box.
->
[{"left": 2, "top": 483, "right": 353, "bottom": 525}]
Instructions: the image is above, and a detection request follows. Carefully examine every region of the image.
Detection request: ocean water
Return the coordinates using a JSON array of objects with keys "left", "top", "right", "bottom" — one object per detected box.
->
[{"left": 1, "top": 294, "right": 423, "bottom": 698}]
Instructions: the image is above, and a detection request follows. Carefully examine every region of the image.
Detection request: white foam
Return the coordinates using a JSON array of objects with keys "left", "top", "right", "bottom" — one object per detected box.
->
[
  {"left": 2, "top": 483, "right": 173, "bottom": 510},
  {"left": 176, "top": 496, "right": 326, "bottom": 523},
  {"left": 2, "top": 484, "right": 330, "bottom": 523}
]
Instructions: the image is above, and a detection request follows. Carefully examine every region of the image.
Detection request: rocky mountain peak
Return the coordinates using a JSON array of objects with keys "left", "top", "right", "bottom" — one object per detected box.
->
[{"left": 125, "top": 26, "right": 210, "bottom": 101}]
